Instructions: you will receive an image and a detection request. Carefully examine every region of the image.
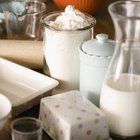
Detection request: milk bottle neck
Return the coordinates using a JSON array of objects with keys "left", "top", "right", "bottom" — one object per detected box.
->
[{"left": 109, "top": 1, "right": 140, "bottom": 45}]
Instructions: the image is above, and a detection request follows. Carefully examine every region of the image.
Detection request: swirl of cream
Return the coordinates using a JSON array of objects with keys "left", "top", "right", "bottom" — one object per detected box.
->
[{"left": 49, "top": 5, "right": 94, "bottom": 30}]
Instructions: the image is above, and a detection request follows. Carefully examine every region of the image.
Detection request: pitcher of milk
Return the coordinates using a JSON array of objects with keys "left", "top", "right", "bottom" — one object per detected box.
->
[{"left": 100, "top": 0, "right": 140, "bottom": 138}]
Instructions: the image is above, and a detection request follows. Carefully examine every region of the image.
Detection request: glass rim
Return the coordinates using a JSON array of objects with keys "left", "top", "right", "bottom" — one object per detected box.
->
[
  {"left": 11, "top": 117, "right": 42, "bottom": 135},
  {"left": 41, "top": 11, "right": 96, "bottom": 32},
  {"left": 25, "top": 0, "right": 46, "bottom": 15},
  {"left": 108, "top": 0, "right": 140, "bottom": 20}
]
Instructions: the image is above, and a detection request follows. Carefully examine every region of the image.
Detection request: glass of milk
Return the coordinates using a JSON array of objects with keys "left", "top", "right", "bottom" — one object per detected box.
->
[
  {"left": 100, "top": 0, "right": 140, "bottom": 138},
  {"left": 41, "top": 5, "right": 96, "bottom": 93}
]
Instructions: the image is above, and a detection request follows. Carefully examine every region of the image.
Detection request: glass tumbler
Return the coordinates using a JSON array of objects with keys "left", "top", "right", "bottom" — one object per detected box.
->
[
  {"left": 11, "top": 117, "right": 42, "bottom": 140},
  {"left": 41, "top": 11, "right": 96, "bottom": 93}
]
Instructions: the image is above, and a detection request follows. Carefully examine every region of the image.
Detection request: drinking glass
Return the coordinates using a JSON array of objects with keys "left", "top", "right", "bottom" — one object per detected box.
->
[
  {"left": 11, "top": 117, "right": 42, "bottom": 140},
  {"left": 41, "top": 11, "right": 96, "bottom": 93}
]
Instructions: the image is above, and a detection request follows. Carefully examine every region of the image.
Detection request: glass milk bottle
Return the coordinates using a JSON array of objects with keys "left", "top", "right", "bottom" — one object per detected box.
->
[
  {"left": 41, "top": 6, "right": 96, "bottom": 93},
  {"left": 100, "top": 0, "right": 140, "bottom": 138}
]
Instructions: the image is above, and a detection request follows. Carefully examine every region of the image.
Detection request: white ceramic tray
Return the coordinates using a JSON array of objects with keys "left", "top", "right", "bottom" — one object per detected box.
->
[{"left": 0, "top": 58, "right": 59, "bottom": 117}]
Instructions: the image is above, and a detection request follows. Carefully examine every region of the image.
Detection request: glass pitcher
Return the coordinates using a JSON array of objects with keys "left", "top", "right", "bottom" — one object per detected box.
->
[
  {"left": 100, "top": 0, "right": 140, "bottom": 138},
  {"left": 4, "top": 0, "right": 46, "bottom": 40}
]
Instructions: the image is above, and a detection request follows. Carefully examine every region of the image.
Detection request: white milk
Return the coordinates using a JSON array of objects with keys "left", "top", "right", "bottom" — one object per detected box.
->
[
  {"left": 42, "top": 5, "right": 95, "bottom": 93},
  {"left": 44, "top": 29, "right": 91, "bottom": 92},
  {"left": 100, "top": 74, "right": 140, "bottom": 137}
]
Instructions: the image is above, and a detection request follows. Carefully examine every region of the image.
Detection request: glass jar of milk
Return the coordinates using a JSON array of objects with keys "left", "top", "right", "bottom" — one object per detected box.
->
[
  {"left": 100, "top": 0, "right": 140, "bottom": 138},
  {"left": 41, "top": 5, "right": 96, "bottom": 93}
]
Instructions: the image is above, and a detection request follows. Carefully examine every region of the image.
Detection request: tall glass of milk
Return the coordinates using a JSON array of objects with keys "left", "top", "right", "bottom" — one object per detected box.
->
[
  {"left": 100, "top": 0, "right": 140, "bottom": 138},
  {"left": 41, "top": 5, "right": 96, "bottom": 93}
]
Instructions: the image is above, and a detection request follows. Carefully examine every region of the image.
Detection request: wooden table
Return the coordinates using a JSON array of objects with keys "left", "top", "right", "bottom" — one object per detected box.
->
[{"left": 0, "top": 0, "right": 140, "bottom": 140}]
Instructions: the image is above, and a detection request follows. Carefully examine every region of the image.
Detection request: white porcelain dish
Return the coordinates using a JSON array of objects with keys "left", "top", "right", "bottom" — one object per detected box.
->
[
  {"left": 0, "top": 58, "right": 59, "bottom": 116},
  {"left": 0, "top": 94, "right": 11, "bottom": 130}
]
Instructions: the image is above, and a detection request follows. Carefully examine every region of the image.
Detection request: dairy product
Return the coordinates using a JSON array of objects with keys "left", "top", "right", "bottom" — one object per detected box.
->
[
  {"left": 48, "top": 5, "right": 94, "bottom": 30},
  {"left": 100, "top": 74, "right": 140, "bottom": 137},
  {"left": 42, "top": 5, "right": 95, "bottom": 93},
  {"left": 39, "top": 90, "right": 110, "bottom": 140}
]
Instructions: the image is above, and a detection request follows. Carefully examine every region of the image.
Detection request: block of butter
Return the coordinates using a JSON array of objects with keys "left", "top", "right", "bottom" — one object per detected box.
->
[{"left": 39, "top": 90, "right": 109, "bottom": 140}]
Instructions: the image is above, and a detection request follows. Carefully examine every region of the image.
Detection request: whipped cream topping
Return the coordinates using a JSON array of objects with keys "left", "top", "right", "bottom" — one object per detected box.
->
[{"left": 48, "top": 5, "right": 95, "bottom": 30}]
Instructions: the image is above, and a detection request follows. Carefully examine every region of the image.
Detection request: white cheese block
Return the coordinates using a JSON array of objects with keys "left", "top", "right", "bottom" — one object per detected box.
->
[{"left": 39, "top": 90, "right": 109, "bottom": 140}]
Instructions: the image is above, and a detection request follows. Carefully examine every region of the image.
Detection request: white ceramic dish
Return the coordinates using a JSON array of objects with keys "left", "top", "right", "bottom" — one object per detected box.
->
[
  {"left": 0, "top": 94, "right": 11, "bottom": 130},
  {"left": 0, "top": 58, "right": 59, "bottom": 116}
]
